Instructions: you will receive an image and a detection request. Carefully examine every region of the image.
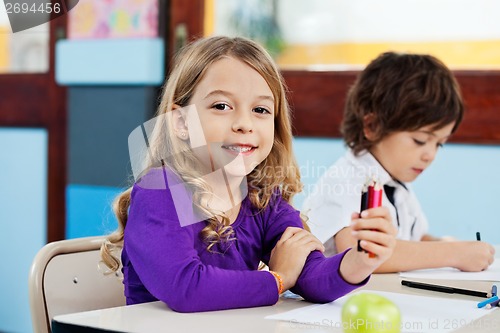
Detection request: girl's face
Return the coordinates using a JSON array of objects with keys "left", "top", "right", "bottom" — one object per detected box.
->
[
  {"left": 185, "top": 56, "right": 275, "bottom": 177},
  {"left": 369, "top": 122, "right": 455, "bottom": 182}
]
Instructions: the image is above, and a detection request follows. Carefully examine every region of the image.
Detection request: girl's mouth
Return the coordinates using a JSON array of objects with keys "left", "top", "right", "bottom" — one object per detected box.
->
[{"left": 221, "top": 145, "right": 256, "bottom": 155}]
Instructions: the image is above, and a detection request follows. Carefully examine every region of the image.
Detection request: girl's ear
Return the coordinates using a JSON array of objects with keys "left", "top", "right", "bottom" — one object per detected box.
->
[
  {"left": 362, "top": 113, "right": 377, "bottom": 141},
  {"left": 172, "top": 104, "right": 189, "bottom": 140}
]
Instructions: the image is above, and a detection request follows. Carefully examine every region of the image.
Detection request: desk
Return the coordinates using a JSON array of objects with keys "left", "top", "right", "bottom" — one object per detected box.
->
[{"left": 52, "top": 273, "right": 500, "bottom": 333}]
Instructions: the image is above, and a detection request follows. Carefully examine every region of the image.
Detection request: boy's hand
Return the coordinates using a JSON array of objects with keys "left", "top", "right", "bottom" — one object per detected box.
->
[
  {"left": 451, "top": 241, "right": 495, "bottom": 272},
  {"left": 269, "top": 227, "right": 325, "bottom": 291}
]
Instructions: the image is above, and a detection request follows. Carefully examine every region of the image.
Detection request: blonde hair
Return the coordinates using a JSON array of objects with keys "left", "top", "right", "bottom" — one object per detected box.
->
[{"left": 101, "top": 36, "right": 303, "bottom": 272}]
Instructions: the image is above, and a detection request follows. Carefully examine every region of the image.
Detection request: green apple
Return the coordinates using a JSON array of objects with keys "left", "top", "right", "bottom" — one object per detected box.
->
[{"left": 341, "top": 292, "right": 401, "bottom": 333}]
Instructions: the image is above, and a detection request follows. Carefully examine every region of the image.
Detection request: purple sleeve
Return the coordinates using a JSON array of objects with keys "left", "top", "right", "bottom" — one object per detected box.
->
[
  {"left": 263, "top": 197, "right": 369, "bottom": 303},
  {"left": 292, "top": 249, "right": 369, "bottom": 303},
  {"left": 124, "top": 185, "right": 279, "bottom": 313}
]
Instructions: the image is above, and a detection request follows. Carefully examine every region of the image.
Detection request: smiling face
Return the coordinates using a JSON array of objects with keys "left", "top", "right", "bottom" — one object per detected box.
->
[
  {"left": 184, "top": 56, "right": 275, "bottom": 177},
  {"left": 369, "top": 122, "right": 455, "bottom": 182}
]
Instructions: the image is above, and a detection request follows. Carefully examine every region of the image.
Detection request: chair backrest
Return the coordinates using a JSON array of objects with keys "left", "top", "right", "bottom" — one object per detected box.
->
[{"left": 29, "top": 236, "right": 126, "bottom": 333}]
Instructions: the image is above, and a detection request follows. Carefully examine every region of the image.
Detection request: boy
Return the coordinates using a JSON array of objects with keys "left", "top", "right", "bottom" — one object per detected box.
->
[{"left": 303, "top": 52, "right": 495, "bottom": 273}]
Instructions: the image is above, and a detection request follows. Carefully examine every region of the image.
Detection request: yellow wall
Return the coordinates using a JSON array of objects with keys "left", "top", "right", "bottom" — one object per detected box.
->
[
  {"left": 204, "top": 1, "right": 500, "bottom": 69},
  {"left": 276, "top": 40, "right": 500, "bottom": 69},
  {"left": 204, "top": 0, "right": 215, "bottom": 37},
  {"left": 0, "top": 26, "right": 9, "bottom": 72}
]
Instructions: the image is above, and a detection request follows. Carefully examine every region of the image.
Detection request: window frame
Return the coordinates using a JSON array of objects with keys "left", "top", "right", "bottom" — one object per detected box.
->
[{"left": 168, "top": 0, "right": 500, "bottom": 144}]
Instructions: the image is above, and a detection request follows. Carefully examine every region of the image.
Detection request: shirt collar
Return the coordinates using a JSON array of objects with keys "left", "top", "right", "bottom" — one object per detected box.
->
[{"left": 346, "top": 149, "right": 409, "bottom": 191}]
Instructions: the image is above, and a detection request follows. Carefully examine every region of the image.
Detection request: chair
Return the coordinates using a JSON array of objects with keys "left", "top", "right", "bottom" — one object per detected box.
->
[{"left": 28, "top": 236, "right": 126, "bottom": 333}]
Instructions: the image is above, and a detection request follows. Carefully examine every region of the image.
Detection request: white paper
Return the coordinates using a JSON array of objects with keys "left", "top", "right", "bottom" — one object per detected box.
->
[
  {"left": 400, "top": 259, "right": 500, "bottom": 281},
  {"left": 266, "top": 290, "right": 497, "bottom": 333}
]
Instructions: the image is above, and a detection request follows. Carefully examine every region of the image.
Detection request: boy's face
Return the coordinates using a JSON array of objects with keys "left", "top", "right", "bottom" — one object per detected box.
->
[{"left": 370, "top": 123, "right": 455, "bottom": 182}]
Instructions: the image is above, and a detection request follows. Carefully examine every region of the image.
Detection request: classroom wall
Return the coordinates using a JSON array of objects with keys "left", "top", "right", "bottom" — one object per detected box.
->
[
  {"left": 0, "top": 31, "right": 160, "bottom": 333},
  {"left": 0, "top": 128, "right": 47, "bottom": 333},
  {"left": 293, "top": 138, "right": 500, "bottom": 243},
  {"left": 66, "top": 86, "right": 156, "bottom": 239},
  {"left": 0, "top": 88, "right": 156, "bottom": 333},
  {"left": 67, "top": 136, "right": 500, "bottom": 243}
]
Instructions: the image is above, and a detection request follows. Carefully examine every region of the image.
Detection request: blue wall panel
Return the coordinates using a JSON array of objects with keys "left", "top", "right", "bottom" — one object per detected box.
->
[
  {"left": 0, "top": 128, "right": 47, "bottom": 333},
  {"left": 66, "top": 139, "right": 500, "bottom": 244},
  {"left": 292, "top": 138, "right": 345, "bottom": 209},
  {"left": 56, "top": 38, "right": 165, "bottom": 85},
  {"left": 66, "top": 185, "right": 122, "bottom": 239},
  {"left": 68, "top": 86, "right": 157, "bottom": 187},
  {"left": 292, "top": 138, "right": 500, "bottom": 243},
  {"left": 412, "top": 144, "right": 500, "bottom": 243}
]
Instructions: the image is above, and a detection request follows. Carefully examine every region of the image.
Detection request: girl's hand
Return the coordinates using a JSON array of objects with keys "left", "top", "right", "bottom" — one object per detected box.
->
[
  {"left": 351, "top": 207, "right": 397, "bottom": 264},
  {"left": 269, "top": 227, "right": 325, "bottom": 291},
  {"left": 340, "top": 207, "right": 397, "bottom": 284}
]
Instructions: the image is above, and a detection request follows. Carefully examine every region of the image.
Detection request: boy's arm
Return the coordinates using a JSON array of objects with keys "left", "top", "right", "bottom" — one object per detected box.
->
[
  {"left": 335, "top": 227, "right": 495, "bottom": 273},
  {"left": 420, "top": 234, "right": 442, "bottom": 241}
]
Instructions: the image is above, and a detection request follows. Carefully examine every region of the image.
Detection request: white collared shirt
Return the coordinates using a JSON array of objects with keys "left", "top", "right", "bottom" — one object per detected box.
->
[{"left": 302, "top": 149, "right": 428, "bottom": 256}]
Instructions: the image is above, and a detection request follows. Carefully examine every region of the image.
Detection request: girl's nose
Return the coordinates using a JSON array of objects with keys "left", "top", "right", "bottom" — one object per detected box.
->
[{"left": 232, "top": 111, "right": 253, "bottom": 133}]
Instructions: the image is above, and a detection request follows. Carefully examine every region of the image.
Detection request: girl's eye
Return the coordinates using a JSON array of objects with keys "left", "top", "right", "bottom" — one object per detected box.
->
[
  {"left": 413, "top": 139, "right": 425, "bottom": 146},
  {"left": 212, "top": 103, "right": 231, "bottom": 111},
  {"left": 437, "top": 142, "right": 444, "bottom": 148},
  {"left": 254, "top": 107, "right": 271, "bottom": 114}
]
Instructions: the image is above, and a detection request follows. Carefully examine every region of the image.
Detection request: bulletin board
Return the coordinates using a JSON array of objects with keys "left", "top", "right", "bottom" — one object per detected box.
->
[{"left": 68, "top": 0, "right": 159, "bottom": 39}]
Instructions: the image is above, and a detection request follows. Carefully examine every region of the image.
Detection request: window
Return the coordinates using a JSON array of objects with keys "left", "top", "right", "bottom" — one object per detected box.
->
[
  {"left": 0, "top": 1, "right": 49, "bottom": 73},
  {"left": 170, "top": 0, "right": 500, "bottom": 144}
]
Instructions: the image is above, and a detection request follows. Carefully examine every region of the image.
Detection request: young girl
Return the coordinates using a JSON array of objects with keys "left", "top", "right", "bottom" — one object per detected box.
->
[
  {"left": 303, "top": 52, "right": 495, "bottom": 273},
  {"left": 101, "top": 36, "right": 396, "bottom": 313}
]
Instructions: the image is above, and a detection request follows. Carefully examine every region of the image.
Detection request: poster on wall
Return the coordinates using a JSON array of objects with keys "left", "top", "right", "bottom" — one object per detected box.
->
[{"left": 68, "top": 0, "right": 159, "bottom": 39}]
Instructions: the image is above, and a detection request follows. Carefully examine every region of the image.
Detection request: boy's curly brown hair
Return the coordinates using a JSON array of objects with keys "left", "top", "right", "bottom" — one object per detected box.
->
[{"left": 342, "top": 52, "right": 464, "bottom": 155}]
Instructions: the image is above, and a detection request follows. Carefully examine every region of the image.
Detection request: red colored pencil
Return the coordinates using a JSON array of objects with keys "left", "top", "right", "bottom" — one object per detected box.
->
[
  {"left": 368, "top": 180, "right": 383, "bottom": 208},
  {"left": 358, "top": 178, "right": 383, "bottom": 258}
]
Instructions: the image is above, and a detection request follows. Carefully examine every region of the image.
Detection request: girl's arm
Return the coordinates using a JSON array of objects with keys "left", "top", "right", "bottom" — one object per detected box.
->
[
  {"left": 264, "top": 203, "right": 396, "bottom": 303},
  {"left": 125, "top": 186, "right": 280, "bottom": 312},
  {"left": 287, "top": 207, "right": 396, "bottom": 303},
  {"left": 262, "top": 200, "right": 365, "bottom": 303},
  {"left": 267, "top": 227, "right": 325, "bottom": 291}
]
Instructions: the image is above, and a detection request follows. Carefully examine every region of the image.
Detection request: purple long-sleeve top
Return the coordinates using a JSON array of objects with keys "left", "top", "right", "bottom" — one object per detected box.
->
[{"left": 121, "top": 169, "right": 367, "bottom": 313}]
